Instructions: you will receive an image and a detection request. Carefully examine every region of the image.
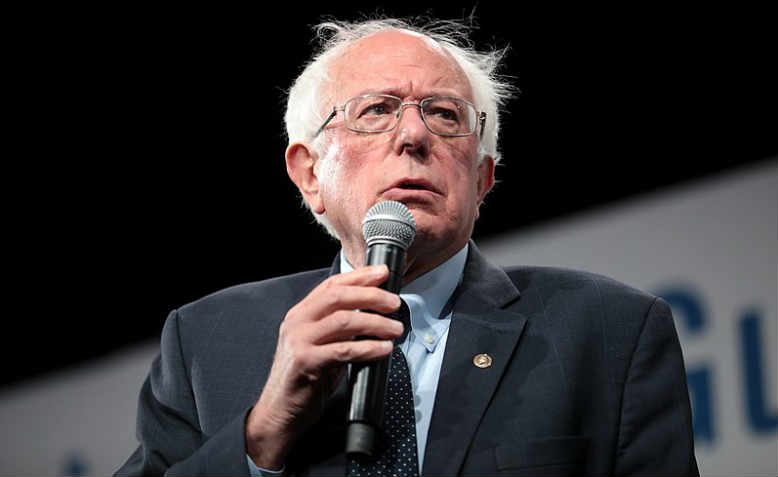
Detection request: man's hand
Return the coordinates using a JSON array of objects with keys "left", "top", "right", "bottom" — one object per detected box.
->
[{"left": 245, "top": 265, "right": 403, "bottom": 470}]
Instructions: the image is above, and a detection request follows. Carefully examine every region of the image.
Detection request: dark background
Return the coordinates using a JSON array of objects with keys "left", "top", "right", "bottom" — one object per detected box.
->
[{"left": 6, "top": 4, "right": 774, "bottom": 389}]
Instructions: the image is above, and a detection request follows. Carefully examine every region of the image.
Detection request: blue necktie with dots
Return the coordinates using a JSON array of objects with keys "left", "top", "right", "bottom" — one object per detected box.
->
[{"left": 347, "top": 300, "right": 419, "bottom": 477}]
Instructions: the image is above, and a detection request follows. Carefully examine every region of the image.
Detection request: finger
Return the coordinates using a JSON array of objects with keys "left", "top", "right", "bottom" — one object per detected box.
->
[
  {"left": 307, "top": 310, "right": 404, "bottom": 344},
  {"left": 313, "top": 339, "right": 394, "bottom": 366},
  {"left": 291, "top": 284, "right": 401, "bottom": 325},
  {"left": 327, "top": 265, "right": 390, "bottom": 287}
]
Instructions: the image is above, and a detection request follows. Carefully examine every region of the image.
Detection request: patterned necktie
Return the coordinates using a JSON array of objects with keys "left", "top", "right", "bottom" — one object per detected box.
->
[{"left": 347, "top": 300, "right": 419, "bottom": 477}]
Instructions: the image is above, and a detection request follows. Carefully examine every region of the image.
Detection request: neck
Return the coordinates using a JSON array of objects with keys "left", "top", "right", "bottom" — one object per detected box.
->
[{"left": 342, "top": 237, "right": 469, "bottom": 285}]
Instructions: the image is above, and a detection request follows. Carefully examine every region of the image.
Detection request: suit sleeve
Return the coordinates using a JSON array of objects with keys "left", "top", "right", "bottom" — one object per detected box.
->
[
  {"left": 114, "top": 310, "right": 252, "bottom": 476},
  {"left": 614, "top": 297, "right": 699, "bottom": 476}
]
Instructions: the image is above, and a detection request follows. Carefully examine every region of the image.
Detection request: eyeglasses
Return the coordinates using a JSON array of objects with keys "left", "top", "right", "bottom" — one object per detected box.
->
[{"left": 314, "top": 94, "right": 486, "bottom": 139}]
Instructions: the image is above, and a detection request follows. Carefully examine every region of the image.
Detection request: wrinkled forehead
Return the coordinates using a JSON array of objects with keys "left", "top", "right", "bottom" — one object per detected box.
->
[{"left": 325, "top": 30, "right": 473, "bottom": 106}]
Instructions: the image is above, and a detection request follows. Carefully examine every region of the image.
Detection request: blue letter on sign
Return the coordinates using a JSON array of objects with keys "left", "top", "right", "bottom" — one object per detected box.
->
[{"left": 739, "top": 309, "right": 777, "bottom": 434}]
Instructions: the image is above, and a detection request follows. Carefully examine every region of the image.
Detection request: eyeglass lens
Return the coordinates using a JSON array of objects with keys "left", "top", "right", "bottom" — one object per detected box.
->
[{"left": 344, "top": 95, "right": 477, "bottom": 135}]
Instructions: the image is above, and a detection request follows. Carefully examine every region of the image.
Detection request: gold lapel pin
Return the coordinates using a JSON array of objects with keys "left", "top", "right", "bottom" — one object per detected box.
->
[{"left": 473, "top": 353, "right": 493, "bottom": 369}]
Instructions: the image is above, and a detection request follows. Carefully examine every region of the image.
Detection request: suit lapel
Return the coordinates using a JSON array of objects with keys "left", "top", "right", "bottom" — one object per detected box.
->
[{"left": 422, "top": 242, "right": 528, "bottom": 476}]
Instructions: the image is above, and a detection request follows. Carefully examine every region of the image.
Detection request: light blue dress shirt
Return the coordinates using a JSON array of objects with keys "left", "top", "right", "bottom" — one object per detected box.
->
[{"left": 248, "top": 244, "right": 468, "bottom": 476}]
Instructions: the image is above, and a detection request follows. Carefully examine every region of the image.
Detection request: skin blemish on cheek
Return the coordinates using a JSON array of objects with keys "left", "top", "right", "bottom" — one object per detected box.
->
[{"left": 316, "top": 138, "right": 343, "bottom": 188}]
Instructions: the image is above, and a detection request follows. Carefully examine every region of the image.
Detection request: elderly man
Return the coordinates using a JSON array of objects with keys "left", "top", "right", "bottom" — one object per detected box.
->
[{"left": 117, "top": 18, "right": 698, "bottom": 476}]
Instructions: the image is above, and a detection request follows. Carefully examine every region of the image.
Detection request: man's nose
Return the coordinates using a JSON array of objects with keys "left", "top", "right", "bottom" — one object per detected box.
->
[{"left": 393, "top": 104, "right": 430, "bottom": 157}]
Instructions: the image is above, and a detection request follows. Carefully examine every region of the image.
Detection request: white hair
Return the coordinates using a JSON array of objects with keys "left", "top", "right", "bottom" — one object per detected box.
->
[{"left": 284, "top": 17, "right": 515, "bottom": 239}]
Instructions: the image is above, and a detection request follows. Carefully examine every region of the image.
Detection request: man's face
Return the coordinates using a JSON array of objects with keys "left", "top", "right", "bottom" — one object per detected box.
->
[{"left": 314, "top": 31, "right": 494, "bottom": 264}]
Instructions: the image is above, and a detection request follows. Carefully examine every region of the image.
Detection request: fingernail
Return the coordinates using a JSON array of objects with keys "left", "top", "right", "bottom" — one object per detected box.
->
[{"left": 393, "top": 320, "right": 404, "bottom": 333}]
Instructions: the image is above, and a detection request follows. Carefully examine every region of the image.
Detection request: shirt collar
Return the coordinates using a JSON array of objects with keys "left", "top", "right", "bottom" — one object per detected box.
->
[{"left": 339, "top": 244, "right": 468, "bottom": 352}]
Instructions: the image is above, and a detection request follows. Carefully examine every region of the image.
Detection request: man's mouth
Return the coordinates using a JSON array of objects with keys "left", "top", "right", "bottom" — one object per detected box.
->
[{"left": 388, "top": 178, "right": 441, "bottom": 194}]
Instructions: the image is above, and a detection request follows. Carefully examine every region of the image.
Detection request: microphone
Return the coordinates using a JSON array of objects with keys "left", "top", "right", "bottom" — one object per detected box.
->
[{"left": 346, "top": 200, "right": 416, "bottom": 457}]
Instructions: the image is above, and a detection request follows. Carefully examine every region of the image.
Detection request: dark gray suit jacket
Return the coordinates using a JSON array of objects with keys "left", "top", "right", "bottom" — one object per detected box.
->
[{"left": 116, "top": 242, "right": 698, "bottom": 476}]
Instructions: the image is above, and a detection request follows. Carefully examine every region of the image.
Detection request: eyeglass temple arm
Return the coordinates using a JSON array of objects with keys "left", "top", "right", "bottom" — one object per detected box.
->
[
  {"left": 314, "top": 107, "right": 338, "bottom": 138},
  {"left": 478, "top": 112, "right": 487, "bottom": 140}
]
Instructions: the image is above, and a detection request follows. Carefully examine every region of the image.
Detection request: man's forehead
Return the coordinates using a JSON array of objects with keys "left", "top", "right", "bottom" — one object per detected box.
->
[{"left": 327, "top": 30, "right": 472, "bottom": 102}]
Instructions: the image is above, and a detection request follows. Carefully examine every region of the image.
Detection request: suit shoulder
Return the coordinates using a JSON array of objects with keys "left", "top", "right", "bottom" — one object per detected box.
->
[
  {"left": 502, "top": 265, "right": 666, "bottom": 366},
  {"left": 503, "top": 265, "right": 658, "bottom": 311},
  {"left": 177, "top": 267, "right": 330, "bottom": 322}
]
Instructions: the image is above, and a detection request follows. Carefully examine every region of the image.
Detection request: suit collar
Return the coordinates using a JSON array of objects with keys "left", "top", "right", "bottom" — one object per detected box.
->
[
  {"left": 329, "top": 253, "right": 341, "bottom": 276},
  {"left": 450, "top": 240, "right": 521, "bottom": 312},
  {"left": 329, "top": 240, "right": 520, "bottom": 307}
]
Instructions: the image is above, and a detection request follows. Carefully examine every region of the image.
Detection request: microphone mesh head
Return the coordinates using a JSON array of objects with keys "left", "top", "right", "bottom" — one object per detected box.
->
[{"left": 362, "top": 201, "right": 416, "bottom": 250}]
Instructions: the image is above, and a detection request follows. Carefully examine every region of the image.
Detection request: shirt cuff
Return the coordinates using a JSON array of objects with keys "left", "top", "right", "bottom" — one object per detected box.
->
[{"left": 246, "top": 455, "right": 285, "bottom": 477}]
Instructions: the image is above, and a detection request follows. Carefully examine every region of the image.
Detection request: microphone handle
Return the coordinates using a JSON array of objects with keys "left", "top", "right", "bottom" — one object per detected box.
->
[
  {"left": 365, "top": 243, "right": 406, "bottom": 293},
  {"left": 345, "top": 242, "right": 406, "bottom": 457}
]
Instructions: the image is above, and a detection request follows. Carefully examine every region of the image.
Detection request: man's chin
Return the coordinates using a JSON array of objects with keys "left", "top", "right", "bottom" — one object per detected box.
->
[
  {"left": 398, "top": 201, "right": 440, "bottom": 222},
  {"left": 408, "top": 224, "right": 461, "bottom": 252}
]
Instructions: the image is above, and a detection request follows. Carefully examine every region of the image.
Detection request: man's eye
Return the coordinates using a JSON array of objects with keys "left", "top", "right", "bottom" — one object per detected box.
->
[
  {"left": 361, "top": 103, "right": 392, "bottom": 116},
  {"left": 429, "top": 107, "right": 459, "bottom": 121}
]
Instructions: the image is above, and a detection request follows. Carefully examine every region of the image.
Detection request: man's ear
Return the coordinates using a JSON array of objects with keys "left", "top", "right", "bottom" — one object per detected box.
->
[
  {"left": 475, "top": 155, "right": 496, "bottom": 220},
  {"left": 285, "top": 142, "right": 325, "bottom": 214}
]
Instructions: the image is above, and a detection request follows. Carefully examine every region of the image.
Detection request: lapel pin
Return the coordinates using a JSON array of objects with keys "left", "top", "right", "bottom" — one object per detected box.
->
[{"left": 473, "top": 353, "right": 493, "bottom": 369}]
